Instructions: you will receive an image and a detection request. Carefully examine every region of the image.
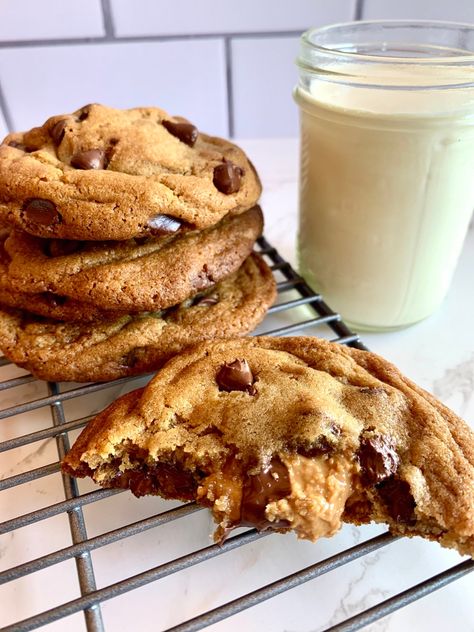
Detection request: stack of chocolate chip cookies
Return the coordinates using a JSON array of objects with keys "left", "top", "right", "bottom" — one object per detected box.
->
[{"left": 0, "top": 104, "right": 276, "bottom": 382}]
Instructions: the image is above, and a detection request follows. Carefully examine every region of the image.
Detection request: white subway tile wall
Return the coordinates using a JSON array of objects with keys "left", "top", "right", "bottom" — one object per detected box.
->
[
  {"left": 0, "top": 0, "right": 104, "bottom": 41},
  {"left": 111, "top": 0, "right": 357, "bottom": 36},
  {"left": 232, "top": 37, "right": 300, "bottom": 138},
  {"left": 362, "top": 0, "right": 474, "bottom": 22},
  {"left": 0, "top": 0, "right": 472, "bottom": 138},
  {"left": 0, "top": 40, "right": 228, "bottom": 135}
]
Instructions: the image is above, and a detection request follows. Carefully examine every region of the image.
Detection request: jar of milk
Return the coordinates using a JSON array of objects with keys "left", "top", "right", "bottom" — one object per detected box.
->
[{"left": 295, "top": 21, "right": 474, "bottom": 331}]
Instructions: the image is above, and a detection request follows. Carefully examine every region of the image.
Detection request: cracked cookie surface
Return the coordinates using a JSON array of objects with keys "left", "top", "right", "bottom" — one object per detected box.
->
[
  {"left": 0, "top": 104, "right": 261, "bottom": 240},
  {"left": 0, "top": 255, "right": 276, "bottom": 382},
  {"left": 4, "top": 205, "right": 263, "bottom": 312},
  {"left": 62, "top": 336, "right": 474, "bottom": 556}
]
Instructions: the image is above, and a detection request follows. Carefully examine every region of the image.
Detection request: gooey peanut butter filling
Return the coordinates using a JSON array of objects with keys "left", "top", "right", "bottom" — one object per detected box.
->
[
  {"left": 197, "top": 452, "right": 358, "bottom": 542},
  {"left": 267, "top": 453, "right": 356, "bottom": 541}
]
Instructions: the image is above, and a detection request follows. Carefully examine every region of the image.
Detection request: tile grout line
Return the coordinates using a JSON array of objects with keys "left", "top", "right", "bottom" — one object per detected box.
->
[
  {"left": 0, "top": 29, "right": 305, "bottom": 49},
  {"left": 354, "top": 0, "right": 364, "bottom": 21},
  {"left": 100, "top": 0, "right": 116, "bottom": 39},
  {"left": 0, "top": 79, "right": 14, "bottom": 132},
  {"left": 224, "top": 37, "right": 235, "bottom": 138}
]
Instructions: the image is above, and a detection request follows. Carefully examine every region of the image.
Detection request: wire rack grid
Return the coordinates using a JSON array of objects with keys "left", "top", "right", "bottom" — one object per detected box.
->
[{"left": 0, "top": 235, "right": 472, "bottom": 632}]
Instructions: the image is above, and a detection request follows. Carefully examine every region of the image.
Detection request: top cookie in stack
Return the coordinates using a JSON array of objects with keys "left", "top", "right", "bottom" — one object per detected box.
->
[
  {"left": 0, "top": 105, "right": 276, "bottom": 382},
  {"left": 0, "top": 103, "right": 262, "bottom": 240}
]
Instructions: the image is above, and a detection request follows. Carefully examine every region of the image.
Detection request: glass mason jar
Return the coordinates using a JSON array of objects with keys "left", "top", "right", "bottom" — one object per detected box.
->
[{"left": 294, "top": 21, "right": 474, "bottom": 331}]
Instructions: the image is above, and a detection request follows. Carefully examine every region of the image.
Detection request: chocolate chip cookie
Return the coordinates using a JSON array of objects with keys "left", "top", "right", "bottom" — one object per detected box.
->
[
  {"left": 4, "top": 205, "right": 263, "bottom": 313},
  {"left": 0, "top": 237, "right": 130, "bottom": 321},
  {"left": 0, "top": 104, "right": 261, "bottom": 240},
  {"left": 0, "top": 255, "right": 275, "bottom": 382},
  {"left": 62, "top": 336, "right": 474, "bottom": 557}
]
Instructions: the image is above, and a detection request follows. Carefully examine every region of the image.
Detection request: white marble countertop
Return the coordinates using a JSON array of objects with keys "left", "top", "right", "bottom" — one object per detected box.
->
[{"left": 1, "top": 138, "right": 473, "bottom": 632}]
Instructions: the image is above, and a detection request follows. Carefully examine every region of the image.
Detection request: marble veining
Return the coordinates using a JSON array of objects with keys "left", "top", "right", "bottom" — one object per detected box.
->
[
  {"left": 433, "top": 352, "right": 474, "bottom": 417},
  {"left": 315, "top": 549, "right": 392, "bottom": 632},
  {"left": 1, "top": 437, "right": 54, "bottom": 479}
]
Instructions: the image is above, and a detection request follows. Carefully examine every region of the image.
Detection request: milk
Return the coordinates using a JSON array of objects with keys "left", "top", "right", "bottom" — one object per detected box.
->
[{"left": 295, "top": 64, "right": 474, "bottom": 330}]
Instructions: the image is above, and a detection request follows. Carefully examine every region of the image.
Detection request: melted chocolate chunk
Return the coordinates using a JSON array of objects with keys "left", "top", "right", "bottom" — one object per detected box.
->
[
  {"left": 22, "top": 199, "right": 62, "bottom": 226},
  {"left": 45, "top": 239, "right": 83, "bottom": 257},
  {"left": 213, "top": 161, "right": 243, "bottom": 194},
  {"left": 71, "top": 149, "right": 106, "bottom": 170},
  {"left": 216, "top": 359, "right": 255, "bottom": 394},
  {"left": 193, "top": 293, "right": 219, "bottom": 307},
  {"left": 127, "top": 445, "right": 149, "bottom": 462},
  {"left": 111, "top": 461, "right": 197, "bottom": 500},
  {"left": 50, "top": 119, "right": 68, "bottom": 146},
  {"left": 240, "top": 458, "right": 292, "bottom": 530},
  {"left": 357, "top": 433, "right": 399, "bottom": 485},
  {"left": 147, "top": 214, "right": 182, "bottom": 235},
  {"left": 162, "top": 119, "right": 198, "bottom": 147},
  {"left": 377, "top": 477, "right": 416, "bottom": 524}
]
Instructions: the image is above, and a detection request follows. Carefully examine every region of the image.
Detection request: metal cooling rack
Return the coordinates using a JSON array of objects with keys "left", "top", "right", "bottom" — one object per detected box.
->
[{"left": 0, "top": 235, "right": 472, "bottom": 632}]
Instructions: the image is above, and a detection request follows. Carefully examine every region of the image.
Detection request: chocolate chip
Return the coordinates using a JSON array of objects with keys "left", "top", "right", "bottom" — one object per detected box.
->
[
  {"left": 147, "top": 214, "right": 182, "bottom": 235},
  {"left": 44, "top": 239, "right": 83, "bottom": 257},
  {"left": 77, "top": 104, "right": 94, "bottom": 121},
  {"left": 133, "top": 236, "right": 149, "bottom": 246},
  {"left": 22, "top": 199, "right": 62, "bottom": 226},
  {"left": 297, "top": 437, "right": 334, "bottom": 458},
  {"left": 377, "top": 477, "right": 416, "bottom": 524},
  {"left": 40, "top": 292, "right": 67, "bottom": 307},
  {"left": 121, "top": 347, "right": 147, "bottom": 369},
  {"left": 357, "top": 433, "right": 399, "bottom": 485},
  {"left": 213, "top": 160, "right": 243, "bottom": 194},
  {"left": 71, "top": 149, "right": 106, "bottom": 170},
  {"left": 193, "top": 293, "right": 219, "bottom": 307},
  {"left": 216, "top": 359, "right": 255, "bottom": 394},
  {"left": 162, "top": 119, "right": 198, "bottom": 147},
  {"left": 49, "top": 119, "right": 68, "bottom": 146},
  {"left": 240, "top": 458, "right": 292, "bottom": 530}
]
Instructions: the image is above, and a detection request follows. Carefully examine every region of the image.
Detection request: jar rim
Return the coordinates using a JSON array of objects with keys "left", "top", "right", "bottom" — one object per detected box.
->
[{"left": 301, "top": 19, "right": 474, "bottom": 66}]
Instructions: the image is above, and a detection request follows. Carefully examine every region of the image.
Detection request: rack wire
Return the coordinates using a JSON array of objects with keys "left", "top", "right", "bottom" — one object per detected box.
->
[{"left": 0, "top": 235, "right": 472, "bottom": 632}]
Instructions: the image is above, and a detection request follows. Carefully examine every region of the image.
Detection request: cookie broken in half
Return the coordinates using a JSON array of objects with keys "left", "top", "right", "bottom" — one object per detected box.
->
[{"left": 62, "top": 337, "right": 474, "bottom": 556}]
